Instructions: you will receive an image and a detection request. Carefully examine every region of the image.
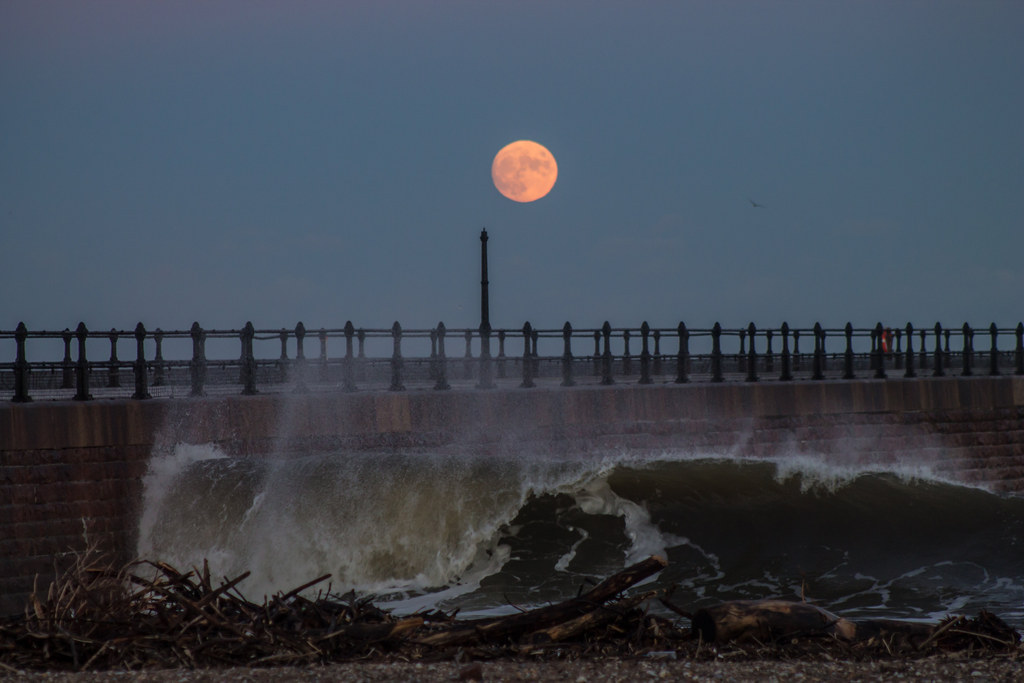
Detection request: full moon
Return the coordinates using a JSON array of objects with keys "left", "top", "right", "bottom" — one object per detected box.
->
[{"left": 491, "top": 140, "right": 558, "bottom": 202}]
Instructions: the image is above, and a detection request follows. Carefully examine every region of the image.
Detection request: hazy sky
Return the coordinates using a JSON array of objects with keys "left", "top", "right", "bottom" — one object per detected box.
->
[{"left": 3, "top": 1, "right": 1022, "bottom": 333}]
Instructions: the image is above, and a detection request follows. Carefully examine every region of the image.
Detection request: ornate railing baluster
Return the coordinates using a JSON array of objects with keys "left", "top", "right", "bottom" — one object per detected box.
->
[
  {"left": 601, "top": 321, "right": 614, "bottom": 385},
  {"left": 390, "top": 321, "right": 404, "bottom": 391},
  {"left": 132, "top": 323, "right": 151, "bottom": 400},
  {"left": 675, "top": 322, "right": 689, "bottom": 384},
  {"left": 639, "top": 322, "right": 652, "bottom": 385},
  {"left": 989, "top": 323, "right": 1000, "bottom": 376},
  {"left": 13, "top": 322, "right": 31, "bottom": 402},
  {"left": 521, "top": 322, "right": 535, "bottom": 388},
  {"left": 961, "top": 323, "right": 973, "bottom": 377},
  {"left": 746, "top": 323, "right": 758, "bottom": 382},
  {"left": 780, "top": 322, "right": 792, "bottom": 381},
  {"left": 240, "top": 321, "right": 257, "bottom": 395},
  {"left": 561, "top": 322, "right": 575, "bottom": 387},
  {"left": 75, "top": 323, "right": 92, "bottom": 400},
  {"left": 711, "top": 323, "right": 723, "bottom": 382},
  {"left": 904, "top": 323, "right": 916, "bottom": 378},
  {"left": 189, "top": 322, "right": 206, "bottom": 396},
  {"left": 434, "top": 322, "right": 450, "bottom": 390}
]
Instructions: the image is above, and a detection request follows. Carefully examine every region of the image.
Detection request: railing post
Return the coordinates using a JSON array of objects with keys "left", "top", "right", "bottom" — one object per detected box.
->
[
  {"left": 904, "top": 323, "right": 916, "bottom": 378},
  {"left": 497, "top": 329, "right": 507, "bottom": 379},
  {"left": 153, "top": 329, "right": 165, "bottom": 386},
  {"left": 933, "top": 323, "right": 945, "bottom": 377},
  {"left": 593, "top": 330, "right": 601, "bottom": 377},
  {"left": 478, "top": 323, "right": 494, "bottom": 389},
  {"left": 622, "top": 329, "right": 632, "bottom": 376},
  {"left": 107, "top": 329, "right": 121, "bottom": 388},
  {"left": 764, "top": 329, "right": 774, "bottom": 373},
  {"left": 343, "top": 321, "right": 357, "bottom": 392},
  {"left": 561, "top": 322, "right": 575, "bottom": 387},
  {"left": 812, "top": 323, "right": 824, "bottom": 380},
  {"left": 390, "top": 321, "right": 405, "bottom": 391},
  {"left": 710, "top": 323, "right": 723, "bottom": 382},
  {"left": 989, "top": 323, "right": 1000, "bottom": 376},
  {"left": 639, "top": 321, "right": 652, "bottom": 384},
  {"left": 746, "top": 323, "right": 758, "bottom": 382},
  {"left": 12, "top": 322, "right": 31, "bottom": 402},
  {"left": 944, "top": 328, "right": 952, "bottom": 368},
  {"left": 600, "top": 321, "right": 614, "bottom": 385},
  {"left": 293, "top": 322, "right": 308, "bottom": 393},
  {"left": 132, "top": 322, "right": 151, "bottom": 399},
  {"left": 961, "top": 323, "right": 973, "bottom": 377},
  {"left": 189, "top": 322, "right": 206, "bottom": 396},
  {"left": 1016, "top": 322, "right": 1024, "bottom": 376},
  {"left": 873, "top": 322, "right": 887, "bottom": 379},
  {"left": 434, "top": 322, "right": 451, "bottom": 390},
  {"left": 240, "top": 321, "right": 258, "bottom": 395},
  {"left": 843, "top": 322, "right": 855, "bottom": 379},
  {"left": 74, "top": 322, "right": 92, "bottom": 400},
  {"left": 779, "top": 322, "right": 793, "bottom": 381},
  {"left": 521, "top": 322, "right": 536, "bottom": 388},
  {"left": 675, "top": 322, "right": 689, "bottom": 384},
  {"left": 61, "top": 329, "right": 74, "bottom": 389},
  {"left": 278, "top": 329, "right": 289, "bottom": 360}
]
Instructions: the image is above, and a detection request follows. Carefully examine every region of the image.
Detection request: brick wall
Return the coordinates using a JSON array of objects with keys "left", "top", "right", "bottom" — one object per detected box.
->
[{"left": 2, "top": 376, "right": 1023, "bottom": 615}]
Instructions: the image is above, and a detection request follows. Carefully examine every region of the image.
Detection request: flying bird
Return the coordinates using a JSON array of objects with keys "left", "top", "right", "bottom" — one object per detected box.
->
[{"left": 748, "top": 198, "right": 765, "bottom": 208}]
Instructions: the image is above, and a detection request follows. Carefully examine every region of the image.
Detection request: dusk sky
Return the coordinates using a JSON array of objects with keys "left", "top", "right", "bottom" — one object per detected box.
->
[{"left": 3, "top": 1, "right": 1022, "bottom": 334}]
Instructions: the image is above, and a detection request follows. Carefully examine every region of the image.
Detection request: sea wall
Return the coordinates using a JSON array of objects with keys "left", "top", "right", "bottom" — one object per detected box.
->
[{"left": 3, "top": 376, "right": 1024, "bottom": 615}]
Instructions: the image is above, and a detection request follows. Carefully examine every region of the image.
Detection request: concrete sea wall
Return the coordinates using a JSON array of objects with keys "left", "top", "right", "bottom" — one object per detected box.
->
[{"left": 2, "top": 376, "right": 1024, "bottom": 615}]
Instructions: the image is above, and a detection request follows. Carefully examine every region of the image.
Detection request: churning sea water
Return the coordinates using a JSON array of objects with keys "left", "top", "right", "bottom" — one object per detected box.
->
[{"left": 137, "top": 444, "right": 1024, "bottom": 626}]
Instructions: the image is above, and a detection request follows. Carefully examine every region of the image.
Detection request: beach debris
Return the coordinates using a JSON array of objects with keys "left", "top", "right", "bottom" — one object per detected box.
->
[{"left": 1, "top": 551, "right": 1020, "bottom": 672}]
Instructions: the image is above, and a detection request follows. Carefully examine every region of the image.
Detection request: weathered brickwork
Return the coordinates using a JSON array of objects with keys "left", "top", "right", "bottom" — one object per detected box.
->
[{"left": 2, "top": 377, "right": 1023, "bottom": 615}]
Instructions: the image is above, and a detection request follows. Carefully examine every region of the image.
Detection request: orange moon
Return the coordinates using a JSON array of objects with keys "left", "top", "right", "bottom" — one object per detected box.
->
[{"left": 491, "top": 140, "right": 558, "bottom": 202}]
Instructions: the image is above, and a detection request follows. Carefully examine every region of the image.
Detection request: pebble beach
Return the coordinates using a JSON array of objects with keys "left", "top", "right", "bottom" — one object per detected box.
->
[{"left": 5, "top": 655, "right": 1023, "bottom": 683}]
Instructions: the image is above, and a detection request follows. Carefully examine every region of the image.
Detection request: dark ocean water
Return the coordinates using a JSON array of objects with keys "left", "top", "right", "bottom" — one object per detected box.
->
[{"left": 138, "top": 445, "right": 1024, "bottom": 626}]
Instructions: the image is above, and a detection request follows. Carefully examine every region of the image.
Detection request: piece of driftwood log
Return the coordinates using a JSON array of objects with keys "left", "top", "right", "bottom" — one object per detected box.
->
[
  {"left": 413, "top": 555, "right": 668, "bottom": 647},
  {"left": 692, "top": 599, "right": 857, "bottom": 643}
]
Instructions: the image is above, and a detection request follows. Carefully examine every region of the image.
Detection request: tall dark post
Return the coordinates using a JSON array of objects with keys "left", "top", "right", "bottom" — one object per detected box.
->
[
  {"left": 675, "top": 322, "right": 689, "bottom": 384},
  {"left": 780, "top": 322, "right": 793, "bottom": 381},
  {"left": 639, "top": 322, "right": 652, "bottom": 384},
  {"left": 480, "top": 228, "right": 490, "bottom": 331},
  {"left": 561, "top": 322, "right": 575, "bottom": 387},
  {"left": 343, "top": 321, "right": 356, "bottom": 392},
  {"left": 132, "top": 322, "right": 151, "bottom": 400},
  {"left": 189, "top": 322, "right": 206, "bottom": 396},
  {"left": 989, "top": 323, "right": 1000, "bottom": 376},
  {"left": 240, "top": 321, "right": 258, "bottom": 395},
  {"left": 904, "top": 323, "right": 916, "bottom": 378},
  {"left": 711, "top": 323, "right": 723, "bottom": 382},
  {"left": 12, "top": 322, "right": 31, "bottom": 403},
  {"left": 75, "top": 322, "right": 92, "bottom": 400},
  {"left": 843, "top": 322, "right": 855, "bottom": 380},
  {"left": 434, "top": 322, "right": 451, "bottom": 390},
  {"left": 390, "top": 321, "right": 405, "bottom": 391}
]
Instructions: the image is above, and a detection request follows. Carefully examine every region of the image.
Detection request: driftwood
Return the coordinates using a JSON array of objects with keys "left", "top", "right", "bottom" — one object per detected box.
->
[
  {"left": 1, "top": 550, "right": 1020, "bottom": 673},
  {"left": 412, "top": 555, "right": 667, "bottom": 648},
  {"left": 693, "top": 599, "right": 857, "bottom": 643}
]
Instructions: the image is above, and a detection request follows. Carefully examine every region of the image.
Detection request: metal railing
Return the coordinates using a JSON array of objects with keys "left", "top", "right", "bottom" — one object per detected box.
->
[{"left": 2, "top": 320, "right": 1023, "bottom": 402}]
